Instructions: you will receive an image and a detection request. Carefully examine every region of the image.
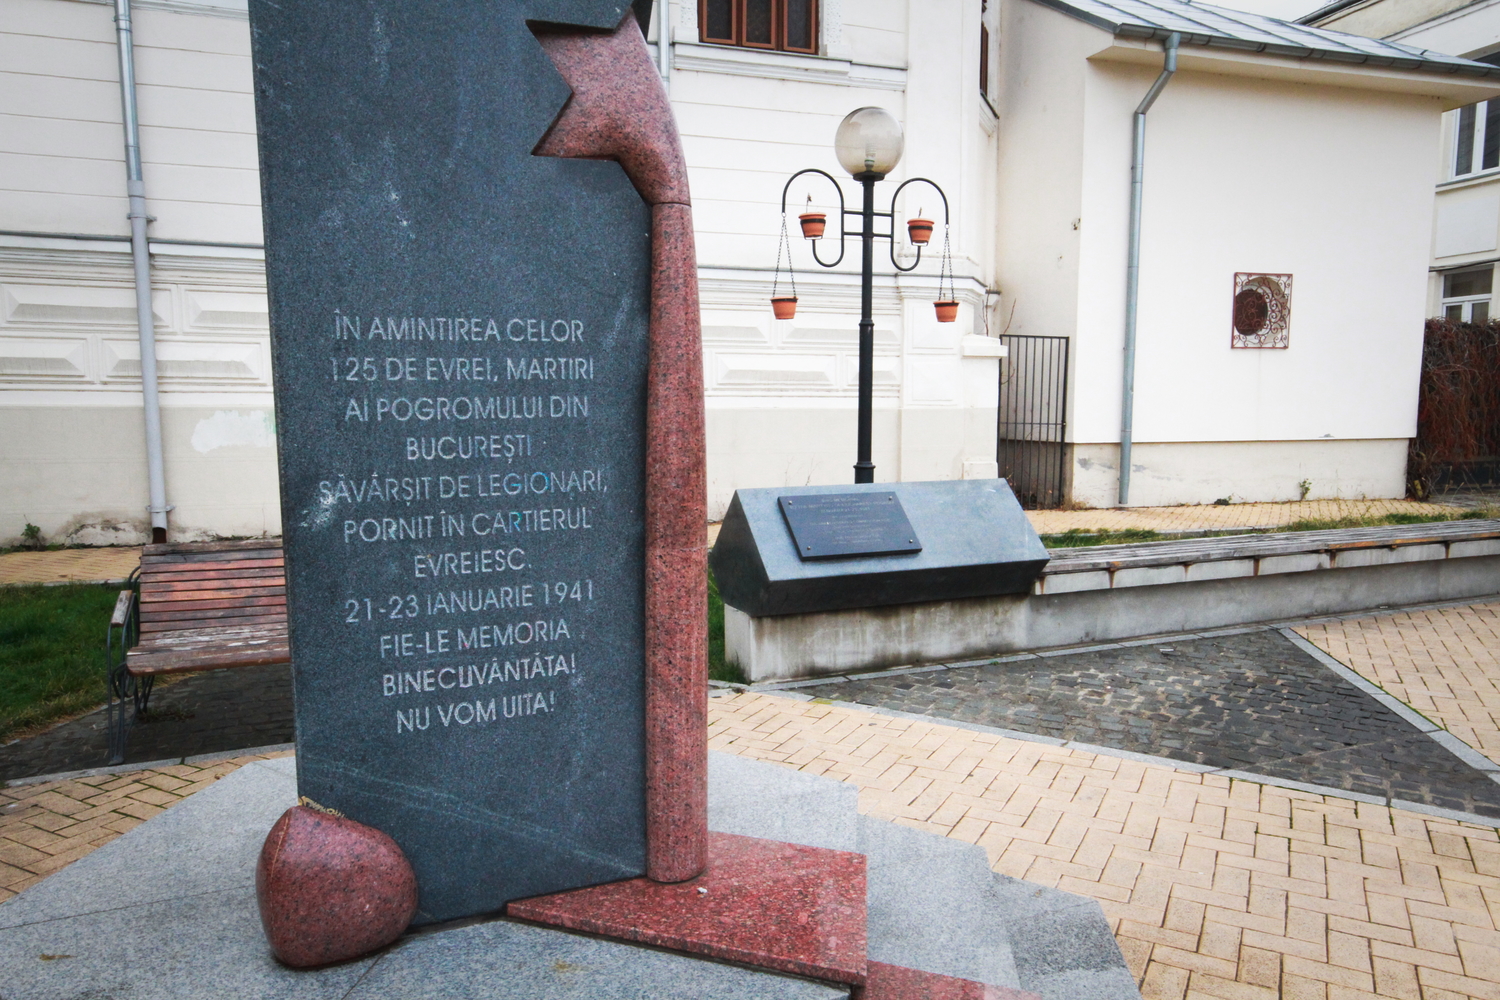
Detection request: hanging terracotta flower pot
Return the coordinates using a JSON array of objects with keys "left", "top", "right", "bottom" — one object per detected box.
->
[
  {"left": 934, "top": 300, "right": 959, "bottom": 323},
  {"left": 798, "top": 213, "right": 827, "bottom": 240},
  {"left": 771, "top": 296, "right": 799, "bottom": 320},
  {"left": 908, "top": 218, "right": 934, "bottom": 245}
]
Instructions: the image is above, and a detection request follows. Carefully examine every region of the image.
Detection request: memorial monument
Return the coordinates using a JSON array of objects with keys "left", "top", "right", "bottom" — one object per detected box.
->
[{"left": 250, "top": 0, "right": 705, "bottom": 928}]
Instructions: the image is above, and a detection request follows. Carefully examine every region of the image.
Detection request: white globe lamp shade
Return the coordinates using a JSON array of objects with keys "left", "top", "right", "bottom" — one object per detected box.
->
[{"left": 834, "top": 107, "right": 904, "bottom": 178}]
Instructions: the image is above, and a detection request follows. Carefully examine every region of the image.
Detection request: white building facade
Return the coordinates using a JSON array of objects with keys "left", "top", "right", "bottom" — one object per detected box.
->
[
  {"left": 2, "top": 0, "right": 1496, "bottom": 544},
  {"left": 1304, "top": 0, "right": 1500, "bottom": 328}
]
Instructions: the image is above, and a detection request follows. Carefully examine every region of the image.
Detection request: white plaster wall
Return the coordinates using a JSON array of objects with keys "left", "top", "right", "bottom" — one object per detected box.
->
[
  {"left": 1068, "top": 439, "right": 1410, "bottom": 508},
  {"left": 1048, "top": 22, "right": 1441, "bottom": 504},
  {"left": 0, "top": 0, "right": 261, "bottom": 243},
  {"left": 992, "top": 1, "right": 1091, "bottom": 344}
]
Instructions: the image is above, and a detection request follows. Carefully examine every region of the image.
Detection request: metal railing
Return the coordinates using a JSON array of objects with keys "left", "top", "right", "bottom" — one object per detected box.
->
[{"left": 997, "top": 334, "right": 1070, "bottom": 510}]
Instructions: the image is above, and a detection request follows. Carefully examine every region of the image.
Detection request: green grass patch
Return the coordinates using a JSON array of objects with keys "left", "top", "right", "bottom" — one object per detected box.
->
[
  {"left": 0, "top": 583, "right": 117, "bottom": 739},
  {"left": 1040, "top": 528, "right": 1166, "bottom": 548},
  {"left": 1283, "top": 511, "right": 1490, "bottom": 533},
  {"left": 706, "top": 568, "right": 745, "bottom": 685}
]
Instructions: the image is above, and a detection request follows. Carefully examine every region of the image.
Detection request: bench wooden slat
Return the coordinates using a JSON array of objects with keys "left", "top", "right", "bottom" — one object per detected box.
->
[
  {"left": 128, "top": 642, "right": 291, "bottom": 675},
  {"left": 140, "top": 585, "right": 286, "bottom": 603},
  {"left": 141, "top": 578, "right": 286, "bottom": 596},
  {"left": 138, "top": 594, "right": 287, "bottom": 616},
  {"left": 138, "top": 605, "right": 288, "bottom": 625},
  {"left": 142, "top": 539, "right": 282, "bottom": 557},
  {"left": 135, "top": 623, "right": 287, "bottom": 646},
  {"left": 140, "top": 610, "right": 286, "bottom": 629},
  {"left": 138, "top": 562, "right": 285, "bottom": 580}
]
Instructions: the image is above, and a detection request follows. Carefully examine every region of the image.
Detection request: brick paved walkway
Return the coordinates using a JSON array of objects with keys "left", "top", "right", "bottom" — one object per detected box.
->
[
  {"left": 1299, "top": 604, "right": 1500, "bottom": 769},
  {"left": 793, "top": 629, "right": 1500, "bottom": 818},
  {"left": 709, "top": 691, "right": 1500, "bottom": 1000},
  {"left": 0, "top": 547, "right": 141, "bottom": 586},
  {"left": 0, "top": 748, "right": 291, "bottom": 904},
  {"left": 1025, "top": 498, "right": 1472, "bottom": 536}
]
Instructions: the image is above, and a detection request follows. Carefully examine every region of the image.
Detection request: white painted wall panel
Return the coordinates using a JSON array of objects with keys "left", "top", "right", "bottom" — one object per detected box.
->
[{"left": 1434, "top": 185, "right": 1500, "bottom": 257}]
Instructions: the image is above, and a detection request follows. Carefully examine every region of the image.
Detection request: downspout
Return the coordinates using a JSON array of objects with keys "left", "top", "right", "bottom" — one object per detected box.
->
[
  {"left": 114, "top": 0, "right": 171, "bottom": 543},
  {"left": 1117, "top": 31, "right": 1178, "bottom": 507}
]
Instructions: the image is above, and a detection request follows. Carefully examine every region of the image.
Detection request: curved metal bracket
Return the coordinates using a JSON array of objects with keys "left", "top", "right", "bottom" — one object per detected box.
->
[
  {"left": 885, "top": 177, "right": 950, "bottom": 272},
  {"left": 780, "top": 168, "right": 848, "bottom": 269}
]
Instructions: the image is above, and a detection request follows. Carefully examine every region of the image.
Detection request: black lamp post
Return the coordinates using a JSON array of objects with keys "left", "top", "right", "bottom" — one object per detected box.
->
[{"left": 777, "top": 107, "right": 953, "bottom": 485}]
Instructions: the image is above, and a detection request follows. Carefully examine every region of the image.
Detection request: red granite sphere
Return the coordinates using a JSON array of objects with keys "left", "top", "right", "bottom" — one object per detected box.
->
[{"left": 256, "top": 805, "right": 418, "bottom": 968}]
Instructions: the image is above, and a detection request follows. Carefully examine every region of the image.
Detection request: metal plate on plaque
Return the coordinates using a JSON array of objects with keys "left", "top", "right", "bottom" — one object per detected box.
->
[{"left": 778, "top": 492, "right": 922, "bottom": 560}]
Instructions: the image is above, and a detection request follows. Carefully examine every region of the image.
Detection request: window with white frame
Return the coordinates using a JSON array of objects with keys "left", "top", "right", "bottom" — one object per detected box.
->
[
  {"left": 1442, "top": 266, "right": 1494, "bottom": 323},
  {"left": 1453, "top": 101, "right": 1500, "bottom": 179},
  {"left": 1450, "top": 53, "right": 1500, "bottom": 179}
]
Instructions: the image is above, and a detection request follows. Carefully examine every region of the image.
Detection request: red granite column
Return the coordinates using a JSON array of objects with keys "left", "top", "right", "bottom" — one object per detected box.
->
[
  {"left": 532, "top": 15, "right": 707, "bottom": 883},
  {"left": 644, "top": 200, "right": 708, "bottom": 881}
]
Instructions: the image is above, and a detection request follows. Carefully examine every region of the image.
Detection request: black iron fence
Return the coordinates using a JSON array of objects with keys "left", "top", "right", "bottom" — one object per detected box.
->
[{"left": 997, "top": 334, "right": 1069, "bottom": 509}]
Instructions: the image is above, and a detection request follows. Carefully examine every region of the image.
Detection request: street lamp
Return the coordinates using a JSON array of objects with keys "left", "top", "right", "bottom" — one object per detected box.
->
[{"left": 774, "top": 107, "right": 954, "bottom": 484}]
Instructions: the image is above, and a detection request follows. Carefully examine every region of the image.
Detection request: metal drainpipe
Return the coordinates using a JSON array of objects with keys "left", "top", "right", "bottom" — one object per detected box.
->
[
  {"left": 114, "top": 0, "right": 171, "bottom": 543},
  {"left": 1117, "top": 31, "right": 1179, "bottom": 507}
]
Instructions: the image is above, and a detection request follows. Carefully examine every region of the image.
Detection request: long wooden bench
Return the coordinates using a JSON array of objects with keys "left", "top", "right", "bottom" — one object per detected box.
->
[{"left": 106, "top": 539, "right": 288, "bottom": 763}]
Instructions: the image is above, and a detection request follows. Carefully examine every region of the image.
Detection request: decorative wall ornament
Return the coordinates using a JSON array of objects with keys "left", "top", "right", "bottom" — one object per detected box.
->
[{"left": 1231, "top": 272, "right": 1292, "bottom": 349}]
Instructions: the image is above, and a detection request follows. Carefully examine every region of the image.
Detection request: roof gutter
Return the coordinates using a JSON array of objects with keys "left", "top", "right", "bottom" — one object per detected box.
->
[
  {"left": 1118, "top": 30, "right": 1178, "bottom": 507},
  {"left": 114, "top": 0, "right": 172, "bottom": 544}
]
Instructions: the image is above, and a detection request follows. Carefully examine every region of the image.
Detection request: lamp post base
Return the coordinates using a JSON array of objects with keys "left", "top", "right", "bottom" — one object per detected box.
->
[{"left": 854, "top": 461, "right": 875, "bottom": 484}]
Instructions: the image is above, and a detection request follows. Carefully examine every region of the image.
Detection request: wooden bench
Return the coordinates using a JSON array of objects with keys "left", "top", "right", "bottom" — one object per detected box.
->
[{"left": 106, "top": 539, "right": 288, "bottom": 763}]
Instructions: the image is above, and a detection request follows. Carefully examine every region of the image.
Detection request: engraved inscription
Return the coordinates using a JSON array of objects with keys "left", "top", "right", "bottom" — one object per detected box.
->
[{"left": 779, "top": 492, "right": 923, "bottom": 560}]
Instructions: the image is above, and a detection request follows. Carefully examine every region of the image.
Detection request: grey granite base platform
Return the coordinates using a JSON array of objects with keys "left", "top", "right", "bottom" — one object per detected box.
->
[{"left": 0, "top": 754, "right": 1140, "bottom": 1000}]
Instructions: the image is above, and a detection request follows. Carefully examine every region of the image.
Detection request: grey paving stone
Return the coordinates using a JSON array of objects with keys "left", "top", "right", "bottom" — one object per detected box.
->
[
  {"left": 0, "top": 757, "right": 295, "bottom": 930},
  {"left": 0, "top": 885, "right": 375, "bottom": 1000},
  {"left": 858, "top": 815, "right": 1018, "bottom": 988},
  {"left": 350, "top": 920, "right": 849, "bottom": 999},
  {"left": 707, "top": 750, "right": 859, "bottom": 852},
  {"left": 992, "top": 876, "right": 1139, "bottom": 1000}
]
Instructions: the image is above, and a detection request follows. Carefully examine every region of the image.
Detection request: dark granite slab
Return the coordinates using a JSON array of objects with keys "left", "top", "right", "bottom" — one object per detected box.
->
[
  {"left": 710, "top": 480, "right": 1049, "bottom": 617},
  {"left": 249, "top": 0, "right": 652, "bottom": 922}
]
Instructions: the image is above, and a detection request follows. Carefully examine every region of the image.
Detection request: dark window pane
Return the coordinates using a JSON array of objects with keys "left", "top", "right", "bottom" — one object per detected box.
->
[
  {"left": 704, "top": 0, "right": 733, "bottom": 42},
  {"left": 1457, "top": 103, "right": 1476, "bottom": 175},
  {"left": 786, "top": 0, "right": 815, "bottom": 50},
  {"left": 1447, "top": 304, "right": 1464, "bottom": 321},
  {"left": 1486, "top": 101, "right": 1500, "bottom": 171},
  {"left": 745, "top": 0, "right": 773, "bottom": 45},
  {"left": 1446, "top": 267, "right": 1494, "bottom": 297},
  {"left": 980, "top": 23, "right": 990, "bottom": 95},
  {"left": 1473, "top": 301, "right": 1490, "bottom": 324}
]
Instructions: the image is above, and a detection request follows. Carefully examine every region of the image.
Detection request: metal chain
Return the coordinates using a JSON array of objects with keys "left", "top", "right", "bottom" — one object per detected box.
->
[
  {"left": 772, "top": 213, "right": 798, "bottom": 299},
  {"left": 939, "top": 223, "right": 954, "bottom": 301}
]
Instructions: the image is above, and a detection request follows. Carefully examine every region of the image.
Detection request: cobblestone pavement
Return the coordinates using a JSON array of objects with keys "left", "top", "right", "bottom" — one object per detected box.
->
[
  {"left": 0, "top": 749, "right": 291, "bottom": 903},
  {"left": 792, "top": 629, "right": 1500, "bottom": 818},
  {"left": 1299, "top": 603, "right": 1500, "bottom": 768},
  {"left": 0, "top": 546, "right": 141, "bottom": 585},
  {"left": 710, "top": 691, "right": 1500, "bottom": 1000},
  {"left": 0, "top": 663, "right": 293, "bottom": 782}
]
